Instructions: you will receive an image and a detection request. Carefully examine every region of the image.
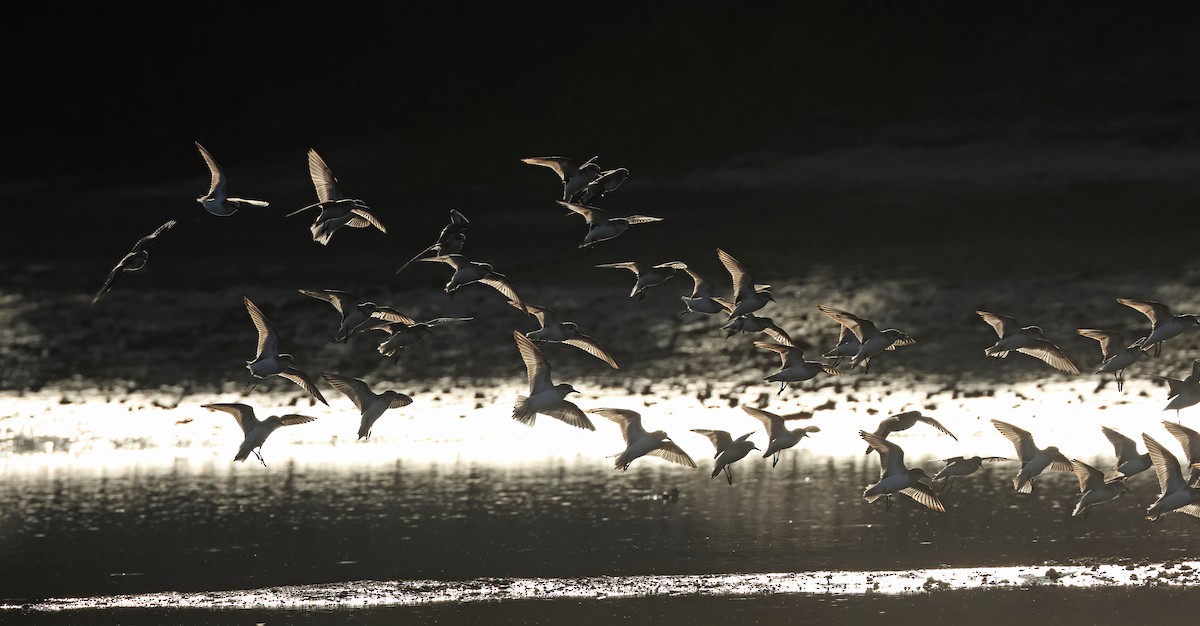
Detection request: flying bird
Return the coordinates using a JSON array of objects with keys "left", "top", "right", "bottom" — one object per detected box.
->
[
  {"left": 1070, "top": 459, "right": 1129, "bottom": 518},
  {"left": 1076, "top": 329, "right": 1145, "bottom": 391},
  {"left": 1117, "top": 298, "right": 1200, "bottom": 358},
  {"left": 1143, "top": 433, "right": 1200, "bottom": 521},
  {"left": 591, "top": 408, "right": 696, "bottom": 471},
  {"left": 992, "top": 419, "right": 1072, "bottom": 493},
  {"left": 288, "top": 149, "right": 386, "bottom": 245},
  {"left": 511, "top": 301, "right": 618, "bottom": 369},
  {"left": 395, "top": 209, "right": 470, "bottom": 275},
  {"left": 418, "top": 254, "right": 528, "bottom": 312},
  {"left": 1156, "top": 359, "right": 1200, "bottom": 415},
  {"left": 721, "top": 306, "right": 795, "bottom": 346},
  {"left": 202, "top": 403, "right": 315, "bottom": 466},
  {"left": 931, "top": 456, "right": 1011, "bottom": 492},
  {"left": 194, "top": 142, "right": 269, "bottom": 216},
  {"left": 743, "top": 406, "right": 819, "bottom": 467},
  {"left": 1162, "top": 420, "right": 1200, "bottom": 487},
  {"left": 521, "top": 155, "right": 601, "bottom": 201},
  {"left": 817, "top": 304, "right": 915, "bottom": 372},
  {"left": 372, "top": 315, "right": 473, "bottom": 362},
  {"left": 717, "top": 248, "right": 773, "bottom": 319},
  {"left": 691, "top": 429, "right": 758, "bottom": 486},
  {"left": 559, "top": 201, "right": 662, "bottom": 247},
  {"left": 754, "top": 341, "right": 841, "bottom": 394},
  {"left": 299, "top": 289, "right": 398, "bottom": 343},
  {"left": 976, "top": 311, "right": 1081, "bottom": 375},
  {"left": 511, "top": 331, "right": 593, "bottom": 430},
  {"left": 595, "top": 261, "right": 687, "bottom": 301},
  {"left": 92, "top": 219, "right": 176, "bottom": 304},
  {"left": 242, "top": 296, "right": 327, "bottom": 405},
  {"left": 822, "top": 325, "right": 861, "bottom": 367},
  {"left": 1101, "top": 426, "right": 1152, "bottom": 480},
  {"left": 321, "top": 373, "right": 412, "bottom": 440},
  {"left": 860, "top": 431, "right": 945, "bottom": 512},
  {"left": 678, "top": 266, "right": 726, "bottom": 315},
  {"left": 864, "top": 410, "right": 957, "bottom": 454},
  {"left": 577, "top": 167, "right": 630, "bottom": 204}
]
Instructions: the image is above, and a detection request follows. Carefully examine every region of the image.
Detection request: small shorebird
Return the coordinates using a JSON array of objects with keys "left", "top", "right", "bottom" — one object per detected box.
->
[
  {"left": 298, "top": 289, "right": 398, "bottom": 343},
  {"left": 1076, "top": 329, "right": 1145, "bottom": 391},
  {"left": 1101, "top": 426, "right": 1152, "bottom": 480},
  {"left": 577, "top": 167, "right": 629, "bottom": 204},
  {"left": 678, "top": 266, "right": 725, "bottom": 315},
  {"left": 321, "top": 373, "right": 412, "bottom": 440},
  {"left": 754, "top": 341, "right": 841, "bottom": 394},
  {"left": 202, "top": 403, "right": 315, "bottom": 466},
  {"left": 595, "top": 261, "right": 687, "bottom": 301},
  {"left": 932, "top": 456, "right": 1011, "bottom": 492},
  {"left": 591, "top": 408, "right": 696, "bottom": 471},
  {"left": 1143, "top": 433, "right": 1200, "bottom": 521},
  {"left": 719, "top": 300, "right": 795, "bottom": 346},
  {"left": 288, "top": 149, "right": 386, "bottom": 245},
  {"left": 1070, "top": 459, "right": 1130, "bottom": 517},
  {"left": 717, "top": 248, "right": 773, "bottom": 319},
  {"left": 194, "top": 142, "right": 269, "bottom": 216},
  {"left": 511, "top": 301, "right": 618, "bottom": 369},
  {"left": 691, "top": 429, "right": 758, "bottom": 486},
  {"left": 242, "top": 297, "right": 327, "bottom": 405},
  {"left": 977, "top": 311, "right": 1081, "bottom": 374},
  {"left": 743, "top": 406, "right": 819, "bottom": 467},
  {"left": 372, "top": 315, "right": 473, "bottom": 362},
  {"left": 992, "top": 419, "right": 1072, "bottom": 493},
  {"left": 394, "top": 209, "right": 470, "bottom": 275},
  {"left": 817, "top": 304, "right": 915, "bottom": 372},
  {"left": 860, "top": 431, "right": 945, "bottom": 512},
  {"left": 1162, "top": 420, "right": 1200, "bottom": 486},
  {"left": 1157, "top": 359, "right": 1200, "bottom": 415},
  {"left": 559, "top": 201, "right": 662, "bottom": 247},
  {"left": 92, "top": 219, "right": 176, "bottom": 304},
  {"left": 822, "top": 325, "right": 861, "bottom": 367},
  {"left": 418, "top": 254, "right": 528, "bottom": 312},
  {"left": 864, "top": 411, "right": 957, "bottom": 454},
  {"left": 1117, "top": 298, "right": 1200, "bottom": 358},
  {"left": 521, "top": 155, "right": 601, "bottom": 201},
  {"left": 511, "top": 331, "right": 593, "bottom": 430}
]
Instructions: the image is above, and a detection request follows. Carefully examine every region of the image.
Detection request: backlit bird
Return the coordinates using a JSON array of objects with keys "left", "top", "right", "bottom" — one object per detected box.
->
[
  {"left": 592, "top": 408, "right": 695, "bottom": 471},
  {"left": 691, "top": 429, "right": 758, "bottom": 486},
  {"left": 288, "top": 149, "right": 385, "bottom": 245},
  {"left": 511, "top": 331, "right": 593, "bottom": 430},
  {"left": 817, "top": 304, "right": 915, "bottom": 373},
  {"left": 92, "top": 220, "right": 176, "bottom": 304},
  {"left": 202, "top": 403, "right": 315, "bottom": 466},
  {"left": 242, "top": 296, "right": 327, "bottom": 405},
  {"left": 743, "top": 406, "right": 819, "bottom": 467},
  {"left": 194, "top": 142, "right": 269, "bottom": 216},
  {"left": 992, "top": 419, "right": 1072, "bottom": 493},
  {"left": 977, "top": 311, "right": 1080, "bottom": 375},
  {"left": 321, "top": 373, "right": 412, "bottom": 440},
  {"left": 860, "top": 431, "right": 945, "bottom": 512}
]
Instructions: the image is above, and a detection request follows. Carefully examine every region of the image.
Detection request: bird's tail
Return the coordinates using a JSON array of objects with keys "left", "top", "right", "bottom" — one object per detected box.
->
[
  {"left": 1014, "top": 475, "right": 1033, "bottom": 494},
  {"left": 512, "top": 396, "right": 536, "bottom": 426}
]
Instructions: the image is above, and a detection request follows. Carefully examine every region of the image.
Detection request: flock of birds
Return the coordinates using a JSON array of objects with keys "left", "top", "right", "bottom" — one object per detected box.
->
[{"left": 88, "top": 146, "right": 1200, "bottom": 523}]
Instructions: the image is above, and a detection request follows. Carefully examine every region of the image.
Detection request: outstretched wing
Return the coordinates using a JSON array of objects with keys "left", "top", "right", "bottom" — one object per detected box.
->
[
  {"left": 900, "top": 484, "right": 945, "bottom": 512},
  {"left": 595, "top": 261, "right": 645, "bottom": 276},
  {"left": 991, "top": 419, "right": 1036, "bottom": 462},
  {"left": 1102, "top": 426, "right": 1139, "bottom": 465},
  {"left": 716, "top": 248, "right": 753, "bottom": 302},
  {"left": 1076, "top": 328, "right": 1125, "bottom": 360},
  {"left": 590, "top": 408, "right": 642, "bottom": 444},
  {"left": 1117, "top": 298, "right": 1170, "bottom": 326},
  {"left": 279, "top": 367, "right": 329, "bottom": 406},
  {"left": 92, "top": 261, "right": 125, "bottom": 304},
  {"left": 558, "top": 200, "right": 602, "bottom": 225},
  {"left": 543, "top": 401, "right": 595, "bottom": 431},
  {"left": 203, "top": 403, "right": 256, "bottom": 436},
  {"left": 299, "top": 288, "right": 355, "bottom": 317},
  {"left": 277, "top": 414, "right": 318, "bottom": 427},
  {"left": 691, "top": 429, "right": 734, "bottom": 455},
  {"left": 563, "top": 334, "right": 619, "bottom": 369},
  {"left": 195, "top": 142, "right": 225, "bottom": 197},
  {"left": 321, "top": 372, "right": 372, "bottom": 412},
  {"left": 817, "top": 304, "right": 877, "bottom": 342},
  {"left": 243, "top": 296, "right": 277, "bottom": 358},
  {"left": 307, "top": 149, "right": 341, "bottom": 203},
  {"left": 479, "top": 272, "right": 526, "bottom": 312},
  {"left": 916, "top": 415, "right": 958, "bottom": 441},
  {"left": 520, "top": 156, "right": 572, "bottom": 182},
  {"left": 514, "top": 331, "right": 552, "bottom": 392},
  {"left": 1016, "top": 340, "right": 1082, "bottom": 375},
  {"left": 1071, "top": 458, "right": 1106, "bottom": 493},
  {"left": 622, "top": 215, "right": 663, "bottom": 225},
  {"left": 1144, "top": 433, "right": 1186, "bottom": 495},
  {"left": 649, "top": 441, "right": 697, "bottom": 468},
  {"left": 976, "top": 310, "right": 1018, "bottom": 339},
  {"left": 860, "top": 430, "right": 906, "bottom": 477},
  {"left": 513, "top": 301, "right": 558, "bottom": 327},
  {"left": 132, "top": 220, "right": 176, "bottom": 253},
  {"left": 742, "top": 406, "right": 784, "bottom": 438},
  {"left": 346, "top": 207, "right": 386, "bottom": 233}
]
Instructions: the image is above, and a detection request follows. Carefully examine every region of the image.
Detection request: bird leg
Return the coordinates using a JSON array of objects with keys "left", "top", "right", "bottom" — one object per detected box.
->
[
  {"left": 724, "top": 465, "right": 734, "bottom": 486},
  {"left": 885, "top": 493, "right": 892, "bottom": 511},
  {"left": 1155, "top": 342, "right": 1162, "bottom": 358},
  {"left": 1116, "top": 370, "right": 1124, "bottom": 392},
  {"left": 253, "top": 449, "right": 266, "bottom": 467},
  {"left": 772, "top": 452, "right": 780, "bottom": 468},
  {"left": 637, "top": 291, "right": 647, "bottom": 302},
  {"left": 777, "top": 382, "right": 787, "bottom": 395},
  {"left": 245, "top": 377, "right": 259, "bottom": 393}
]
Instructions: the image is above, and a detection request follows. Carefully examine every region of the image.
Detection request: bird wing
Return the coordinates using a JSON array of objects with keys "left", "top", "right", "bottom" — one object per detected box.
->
[
  {"left": 817, "top": 304, "right": 877, "bottom": 342},
  {"left": 1047, "top": 451, "right": 1075, "bottom": 473},
  {"left": 589, "top": 408, "right": 642, "bottom": 443},
  {"left": 860, "top": 431, "right": 905, "bottom": 477},
  {"left": 1190, "top": 358, "right": 1200, "bottom": 382},
  {"left": 1102, "top": 426, "right": 1139, "bottom": 465},
  {"left": 370, "top": 307, "right": 419, "bottom": 326},
  {"left": 1071, "top": 459, "right": 1106, "bottom": 493},
  {"left": 691, "top": 429, "right": 733, "bottom": 454},
  {"left": 279, "top": 367, "right": 329, "bottom": 405},
  {"left": 321, "top": 372, "right": 372, "bottom": 412},
  {"left": 195, "top": 142, "right": 225, "bottom": 197},
  {"left": 243, "top": 296, "right": 277, "bottom": 358},
  {"left": 92, "top": 261, "right": 125, "bottom": 304},
  {"left": 563, "top": 334, "right": 619, "bottom": 369},
  {"left": 203, "top": 403, "right": 256, "bottom": 436},
  {"left": 976, "top": 310, "right": 1018, "bottom": 339},
  {"left": 596, "top": 261, "right": 645, "bottom": 276},
  {"left": 1162, "top": 420, "right": 1200, "bottom": 463},
  {"left": 420, "top": 254, "right": 468, "bottom": 270},
  {"left": 542, "top": 401, "right": 595, "bottom": 431},
  {"left": 422, "top": 317, "right": 474, "bottom": 327},
  {"left": 1016, "top": 340, "right": 1082, "bottom": 375},
  {"left": 520, "top": 156, "right": 571, "bottom": 182},
  {"left": 716, "top": 248, "right": 753, "bottom": 302},
  {"left": 713, "top": 296, "right": 735, "bottom": 315},
  {"left": 885, "top": 331, "right": 917, "bottom": 349},
  {"left": 916, "top": 415, "right": 958, "bottom": 441},
  {"left": 558, "top": 200, "right": 601, "bottom": 225},
  {"left": 753, "top": 341, "right": 794, "bottom": 367},
  {"left": 346, "top": 207, "right": 386, "bottom": 232},
  {"left": 277, "top": 414, "right": 318, "bottom": 427},
  {"left": 682, "top": 267, "right": 712, "bottom": 298},
  {"left": 512, "top": 301, "right": 557, "bottom": 327},
  {"left": 1117, "top": 298, "right": 1169, "bottom": 325},
  {"left": 622, "top": 215, "right": 663, "bottom": 225},
  {"left": 132, "top": 220, "right": 177, "bottom": 253},
  {"left": 479, "top": 272, "right": 525, "bottom": 311},
  {"left": 761, "top": 323, "right": 796, "bottom": 347},
  {"left": 991, "top": 419, "right": 1037, "bottom": 462},
  {"left": 1144, "top": 433, "right": 1186, "bottom": 495},
  {"left": 648, "top": 441, "right": 697, "bottom": 468},
  {"left": 389, "top": 394, "right": 414, "bottom": 409},
  {"left": 307, "top": 149, "right": 341, "bottom": 203},
  {"left": 1076, "top": 329, "right": 1125, "bottom": 360},
  {"left": 742, "top": 406, "right": 785, "bottom": 439},
  {"left": 299, "top": 288, "right": 355, "bottom": 317},
  {"left": 514, "top": 331, "right": 553, "bottom": 392},
  {"left": 900, "top": 484, "right": 946, "bottom": 512}
]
